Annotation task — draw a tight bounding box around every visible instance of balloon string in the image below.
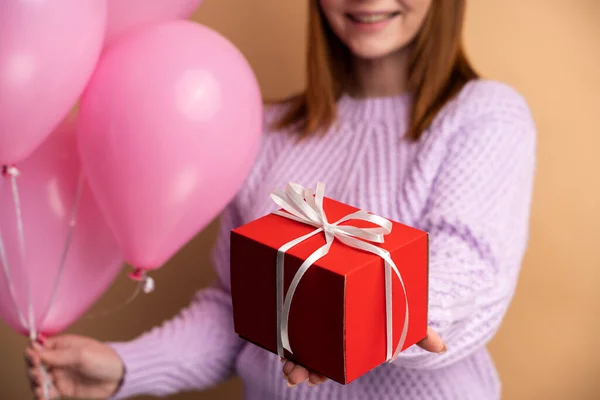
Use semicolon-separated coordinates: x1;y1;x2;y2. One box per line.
2;166;53;400
0;167;28;330
38;172;84;328
5;167;35;334
30;334;52;400
84;277;145;319
35;172;84;400
85;268;155;319
129;268;155;293
7;167;36;336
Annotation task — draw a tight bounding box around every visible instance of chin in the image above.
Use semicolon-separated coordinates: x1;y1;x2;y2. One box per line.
347;43;396;60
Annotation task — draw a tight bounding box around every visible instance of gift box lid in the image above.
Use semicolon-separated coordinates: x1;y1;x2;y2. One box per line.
232;196;427;276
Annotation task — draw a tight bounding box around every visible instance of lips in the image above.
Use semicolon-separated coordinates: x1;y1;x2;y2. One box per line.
346;11;401;24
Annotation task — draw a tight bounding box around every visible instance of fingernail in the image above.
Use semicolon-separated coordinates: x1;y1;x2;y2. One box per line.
286;381;296;388
280;357;285;363
307;381;317;387
438;344;447;354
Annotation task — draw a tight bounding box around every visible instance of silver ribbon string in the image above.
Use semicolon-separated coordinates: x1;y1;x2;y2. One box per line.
270;182;409;363
0;166;84;400
85;268;155;320
0;167;29;331
38;172;84;330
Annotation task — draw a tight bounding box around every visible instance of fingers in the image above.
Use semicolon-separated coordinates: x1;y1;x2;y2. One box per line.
280;328;445;391
25;345;43;391
281;358;327;388
416;326;447;354
287;363;309;387
281;359;295;377
39;348;80;368
28;366;45;387
28;364;57;400
34;382;59;400
308;371;328;387
25;343;60;400
25;346;41;368
42;335;70;350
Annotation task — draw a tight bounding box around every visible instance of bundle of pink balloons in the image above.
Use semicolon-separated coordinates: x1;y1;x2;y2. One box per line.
0;0;262;340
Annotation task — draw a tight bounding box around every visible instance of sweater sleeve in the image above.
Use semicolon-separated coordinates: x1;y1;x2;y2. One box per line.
392;88;536;370
108;201;245;398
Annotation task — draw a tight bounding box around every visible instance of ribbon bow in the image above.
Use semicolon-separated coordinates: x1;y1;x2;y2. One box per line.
269;182;409;362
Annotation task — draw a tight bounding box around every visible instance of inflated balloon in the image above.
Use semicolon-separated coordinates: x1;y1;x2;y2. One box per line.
78;20;263;273
0;0;106;165
0;115;123;337
105;0;203;45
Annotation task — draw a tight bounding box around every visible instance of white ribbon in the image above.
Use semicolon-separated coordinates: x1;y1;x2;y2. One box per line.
270;182;409;363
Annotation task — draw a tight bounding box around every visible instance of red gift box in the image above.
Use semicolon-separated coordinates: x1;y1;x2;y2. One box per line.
230;183;428;384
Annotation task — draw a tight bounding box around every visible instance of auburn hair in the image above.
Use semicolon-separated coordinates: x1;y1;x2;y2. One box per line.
273;0;478;140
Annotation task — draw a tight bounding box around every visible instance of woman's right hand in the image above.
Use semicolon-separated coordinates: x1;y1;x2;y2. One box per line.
25;334;125;400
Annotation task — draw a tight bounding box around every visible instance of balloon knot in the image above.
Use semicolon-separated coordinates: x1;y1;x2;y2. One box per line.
129;268;155;294
2;165;19;178
129;268;144;280
37;333;47;345
28;331;46;345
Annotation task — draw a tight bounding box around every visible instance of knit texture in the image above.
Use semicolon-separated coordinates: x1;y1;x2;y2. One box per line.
109;79;536;400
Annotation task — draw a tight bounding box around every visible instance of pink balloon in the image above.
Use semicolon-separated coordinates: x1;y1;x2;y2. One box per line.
77;21;263;271
105;0;203;44
0;0;107;165
0;115;123;337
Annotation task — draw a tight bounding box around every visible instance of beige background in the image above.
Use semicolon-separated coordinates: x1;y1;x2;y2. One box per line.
1;0;599;399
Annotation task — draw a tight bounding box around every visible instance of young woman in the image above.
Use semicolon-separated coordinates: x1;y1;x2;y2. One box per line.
25;0;536;399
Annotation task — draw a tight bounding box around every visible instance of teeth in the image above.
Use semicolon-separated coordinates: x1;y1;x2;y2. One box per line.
354;14;388;23
351;13;392;24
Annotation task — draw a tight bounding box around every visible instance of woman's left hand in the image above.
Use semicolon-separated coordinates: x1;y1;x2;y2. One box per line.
282;326;446;387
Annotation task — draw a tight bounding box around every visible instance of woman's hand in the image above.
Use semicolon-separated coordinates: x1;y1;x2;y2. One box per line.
24;334;125;400
282;326;446;387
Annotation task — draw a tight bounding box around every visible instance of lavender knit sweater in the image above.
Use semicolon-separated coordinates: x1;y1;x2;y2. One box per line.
109;79;536;400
